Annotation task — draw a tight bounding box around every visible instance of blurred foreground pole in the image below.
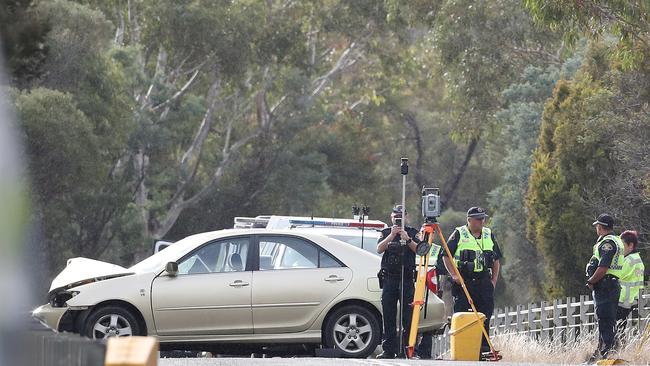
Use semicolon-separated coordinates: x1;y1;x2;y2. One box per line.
0;43;32;366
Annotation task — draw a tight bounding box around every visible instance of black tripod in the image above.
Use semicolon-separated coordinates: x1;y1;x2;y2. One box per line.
352;205;370;250
397;158;408;358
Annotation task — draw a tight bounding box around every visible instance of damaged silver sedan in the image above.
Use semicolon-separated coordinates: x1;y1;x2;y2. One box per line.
33;229;446;358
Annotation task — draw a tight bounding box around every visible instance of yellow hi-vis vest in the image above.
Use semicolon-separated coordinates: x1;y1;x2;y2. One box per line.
591;234;625;278
618;252;645;309
454;225;495;272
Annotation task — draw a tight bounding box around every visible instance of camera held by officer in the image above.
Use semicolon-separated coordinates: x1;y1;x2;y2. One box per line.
376;206;422;285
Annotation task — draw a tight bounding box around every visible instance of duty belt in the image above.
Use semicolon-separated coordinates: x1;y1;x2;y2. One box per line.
384;268;416;278
594;274;619;290
464;271;491;280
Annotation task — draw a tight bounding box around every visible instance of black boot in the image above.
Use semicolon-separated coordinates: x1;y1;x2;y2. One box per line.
584;350;601;364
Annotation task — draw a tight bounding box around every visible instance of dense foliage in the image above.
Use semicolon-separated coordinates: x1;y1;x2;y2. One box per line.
1;0;648;303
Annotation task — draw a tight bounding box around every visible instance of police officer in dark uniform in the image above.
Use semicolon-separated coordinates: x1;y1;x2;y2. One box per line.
586;214;625;362
442;207;502;353
376;205;422;359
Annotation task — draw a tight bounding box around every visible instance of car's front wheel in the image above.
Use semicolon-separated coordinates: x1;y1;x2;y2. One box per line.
323;305;380;358
83;306;143;340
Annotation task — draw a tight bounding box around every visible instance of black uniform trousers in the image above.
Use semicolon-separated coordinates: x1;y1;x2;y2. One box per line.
593;275;621;358
381;272;415;355
614;306;633;350
451;275;494;350
415;331;434;359
615;306;632;333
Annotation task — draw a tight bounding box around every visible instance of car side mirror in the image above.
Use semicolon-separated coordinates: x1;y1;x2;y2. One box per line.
165;261;179;276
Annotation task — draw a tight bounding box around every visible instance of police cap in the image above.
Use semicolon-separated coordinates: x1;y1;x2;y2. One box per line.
392;205;406;216
592;213;614;229
467;206;488;219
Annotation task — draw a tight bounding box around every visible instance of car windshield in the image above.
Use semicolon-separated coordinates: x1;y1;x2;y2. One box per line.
129;235;203;273
327;234;381;256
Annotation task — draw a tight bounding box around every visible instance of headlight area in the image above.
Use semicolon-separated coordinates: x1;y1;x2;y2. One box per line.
42;290;87;333
49;290;80;308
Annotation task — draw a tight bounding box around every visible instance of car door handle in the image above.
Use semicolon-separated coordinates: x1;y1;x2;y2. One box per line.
324;275;345;282
229;280;250;287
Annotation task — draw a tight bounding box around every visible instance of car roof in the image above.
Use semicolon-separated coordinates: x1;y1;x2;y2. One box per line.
130;228;379;273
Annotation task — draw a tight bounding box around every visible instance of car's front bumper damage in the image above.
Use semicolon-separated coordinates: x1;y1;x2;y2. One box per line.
32;304;68;332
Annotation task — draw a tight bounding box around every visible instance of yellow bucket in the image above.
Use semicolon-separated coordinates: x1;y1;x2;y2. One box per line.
449;312;486;361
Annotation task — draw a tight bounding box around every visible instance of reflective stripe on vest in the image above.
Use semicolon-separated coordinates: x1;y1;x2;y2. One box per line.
591;234;625;278
619;252;645;308
454;225;495;272
430;244;442;261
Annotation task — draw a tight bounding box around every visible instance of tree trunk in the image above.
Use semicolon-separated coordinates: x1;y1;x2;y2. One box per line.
133;148;150;242
404;112;425;192
114;5;125;44
127;0;141;44
443;137;479;208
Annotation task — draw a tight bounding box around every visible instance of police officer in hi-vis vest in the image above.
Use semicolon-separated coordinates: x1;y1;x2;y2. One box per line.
586;214;625;361
442;207;502;352
616;230;645;334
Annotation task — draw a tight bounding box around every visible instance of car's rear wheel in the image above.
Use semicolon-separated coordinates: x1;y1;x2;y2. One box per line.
324;305;380;358
83;306;142;340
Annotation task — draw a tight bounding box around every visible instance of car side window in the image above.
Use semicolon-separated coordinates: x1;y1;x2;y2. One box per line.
178;237;249;275
258;236;342;270
259;236;317;270
319;251;342;268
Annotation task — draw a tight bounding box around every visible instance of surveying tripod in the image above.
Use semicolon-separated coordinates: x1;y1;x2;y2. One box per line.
406;217;502;361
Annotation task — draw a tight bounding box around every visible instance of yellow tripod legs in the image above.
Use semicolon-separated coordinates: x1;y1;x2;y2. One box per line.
406;225;436;358
406;223;501;361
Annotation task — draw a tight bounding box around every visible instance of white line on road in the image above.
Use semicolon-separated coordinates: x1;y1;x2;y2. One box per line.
349;358;411;366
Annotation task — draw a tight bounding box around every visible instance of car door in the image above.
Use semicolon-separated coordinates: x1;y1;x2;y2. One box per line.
252;235;352;333
151;236;253;335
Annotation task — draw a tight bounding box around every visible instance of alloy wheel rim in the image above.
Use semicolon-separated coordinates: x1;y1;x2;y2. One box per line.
332;313;373;353
92;314;133;339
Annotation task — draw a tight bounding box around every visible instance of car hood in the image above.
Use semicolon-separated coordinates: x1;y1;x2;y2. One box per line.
49;257;133;293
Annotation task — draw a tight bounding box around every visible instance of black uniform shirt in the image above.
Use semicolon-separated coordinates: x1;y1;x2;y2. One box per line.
596;236;617;268
378;226;420;274
446;228;503;261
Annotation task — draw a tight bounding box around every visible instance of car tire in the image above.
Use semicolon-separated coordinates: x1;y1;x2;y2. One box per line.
83;305;143;340
323;305;380;358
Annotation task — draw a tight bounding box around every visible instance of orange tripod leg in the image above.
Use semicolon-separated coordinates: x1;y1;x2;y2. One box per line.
406;226;435;358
